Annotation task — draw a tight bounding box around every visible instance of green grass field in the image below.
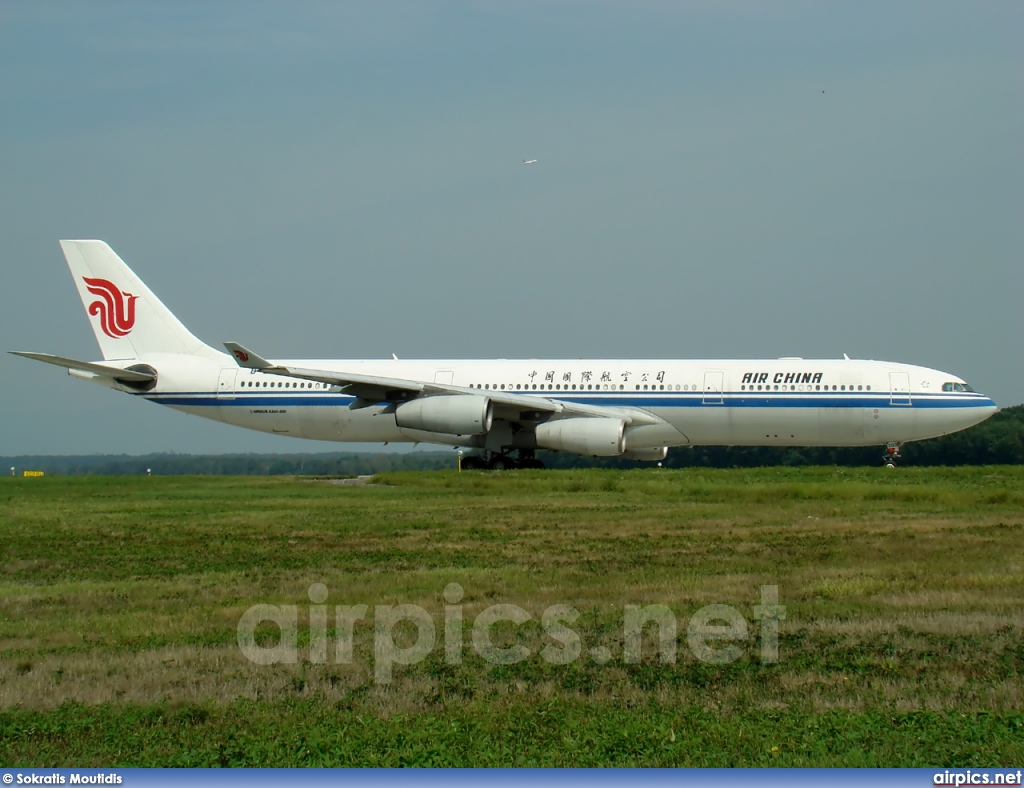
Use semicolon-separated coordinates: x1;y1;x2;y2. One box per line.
1;467;1022;766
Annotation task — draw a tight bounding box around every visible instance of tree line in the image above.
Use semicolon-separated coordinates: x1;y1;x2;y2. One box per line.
5;404;1021;476
2;450;456;477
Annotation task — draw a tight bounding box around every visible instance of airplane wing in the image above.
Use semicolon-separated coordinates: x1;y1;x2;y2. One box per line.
224;342;661;425
225;342;425;405
9;351;156;383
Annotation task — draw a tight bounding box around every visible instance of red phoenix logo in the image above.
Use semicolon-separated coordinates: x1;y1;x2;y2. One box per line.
233;350;250;362
84;278;137;338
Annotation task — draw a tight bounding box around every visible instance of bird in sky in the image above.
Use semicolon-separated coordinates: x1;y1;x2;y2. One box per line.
523;159;537;165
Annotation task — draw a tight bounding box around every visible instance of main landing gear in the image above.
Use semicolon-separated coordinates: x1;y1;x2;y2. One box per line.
461;450;546;471
882;442;902;469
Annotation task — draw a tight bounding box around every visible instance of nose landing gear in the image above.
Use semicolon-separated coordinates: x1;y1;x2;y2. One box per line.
882;442;902;468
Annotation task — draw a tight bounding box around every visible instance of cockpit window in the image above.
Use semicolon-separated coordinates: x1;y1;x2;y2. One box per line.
942;382;975;393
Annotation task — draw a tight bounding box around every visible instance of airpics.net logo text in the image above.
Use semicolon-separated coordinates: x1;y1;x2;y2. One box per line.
934;771;1023;786
236;584;785;683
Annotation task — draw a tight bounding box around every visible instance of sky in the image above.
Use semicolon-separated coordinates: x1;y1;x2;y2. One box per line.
1;1;1021;456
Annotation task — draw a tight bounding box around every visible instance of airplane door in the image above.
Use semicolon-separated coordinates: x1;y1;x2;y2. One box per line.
702;371;724;405
217;368;237;400
889;372;912;406
434;370;455;385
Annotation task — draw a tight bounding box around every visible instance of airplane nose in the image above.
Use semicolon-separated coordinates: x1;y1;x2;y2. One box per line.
974;396;998;423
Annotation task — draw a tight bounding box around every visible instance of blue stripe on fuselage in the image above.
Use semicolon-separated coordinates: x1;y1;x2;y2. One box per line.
140;391;996;410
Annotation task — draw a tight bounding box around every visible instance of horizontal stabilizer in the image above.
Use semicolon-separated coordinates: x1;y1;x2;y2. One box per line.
9;351;156;382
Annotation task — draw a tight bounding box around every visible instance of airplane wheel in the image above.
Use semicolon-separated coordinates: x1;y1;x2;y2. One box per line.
490;456;514;471
461;456;485;470
884;462;896;469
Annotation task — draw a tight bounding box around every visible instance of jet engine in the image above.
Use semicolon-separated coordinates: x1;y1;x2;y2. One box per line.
395;395;493;435
534;418;626;456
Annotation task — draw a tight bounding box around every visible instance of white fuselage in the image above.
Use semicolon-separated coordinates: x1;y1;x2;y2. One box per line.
116;354;996;452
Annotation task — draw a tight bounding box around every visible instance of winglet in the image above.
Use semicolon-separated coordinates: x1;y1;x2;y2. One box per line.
224;342;272;369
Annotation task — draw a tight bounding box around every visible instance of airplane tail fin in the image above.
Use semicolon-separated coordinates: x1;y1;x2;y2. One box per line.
60;240;221;361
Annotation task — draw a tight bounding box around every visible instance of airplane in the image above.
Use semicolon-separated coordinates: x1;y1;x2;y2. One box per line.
11;240;997;470
523;159;537;165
